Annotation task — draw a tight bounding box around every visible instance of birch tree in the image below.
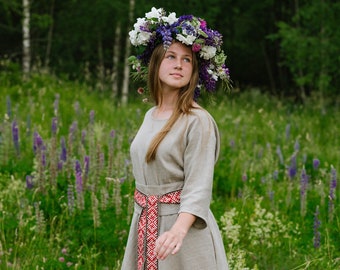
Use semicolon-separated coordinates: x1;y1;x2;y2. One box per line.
22;0;30;79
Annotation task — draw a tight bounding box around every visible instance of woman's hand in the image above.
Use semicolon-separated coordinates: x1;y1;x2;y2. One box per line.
155;212;196;260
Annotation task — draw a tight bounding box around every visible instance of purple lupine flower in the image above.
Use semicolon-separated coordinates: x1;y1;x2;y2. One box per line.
69;121;78;141
288;154;297;179
81;130;87;146
268;191;274;201
12;121;20;155
75;169;83;195
26;175;34;189
273;170;279;180
110;129;116;139
100;153;105;169
285;124;290;140
74;101;80;115
294;140;300;151
313;205;321;248
313;158;320;170
60;137;67;162
41;152;46;167
75;159;82;175
242;173;247;182
328;167;337;221
300;167;309;197
89;110;95;124
229;139;235;148
84;156;90;176
58;161;63;171
67;185;75;214
6;96;11;118
33;132;44;154
75;160;83;195
51;117;58;136
300;167;309;217
276;145;284;165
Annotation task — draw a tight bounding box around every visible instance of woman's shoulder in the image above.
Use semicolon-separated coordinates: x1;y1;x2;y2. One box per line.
187;106;216;125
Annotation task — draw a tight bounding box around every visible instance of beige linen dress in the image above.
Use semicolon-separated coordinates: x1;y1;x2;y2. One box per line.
121;106;229;270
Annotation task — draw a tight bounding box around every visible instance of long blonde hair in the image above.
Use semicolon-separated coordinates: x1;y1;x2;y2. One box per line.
145;43;199;162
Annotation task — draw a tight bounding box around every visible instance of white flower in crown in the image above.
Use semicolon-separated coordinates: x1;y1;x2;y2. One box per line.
145;7;164;21
129;18;152;46
176;31;196;45
164;12;177;24
199;45;217;60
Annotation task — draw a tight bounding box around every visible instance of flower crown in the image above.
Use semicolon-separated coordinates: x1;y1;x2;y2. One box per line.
128;7;232;98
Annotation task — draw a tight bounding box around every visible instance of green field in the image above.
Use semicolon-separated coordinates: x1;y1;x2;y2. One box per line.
0;75;339;269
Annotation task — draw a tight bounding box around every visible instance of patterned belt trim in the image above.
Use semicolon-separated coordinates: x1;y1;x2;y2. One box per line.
134;189;182;270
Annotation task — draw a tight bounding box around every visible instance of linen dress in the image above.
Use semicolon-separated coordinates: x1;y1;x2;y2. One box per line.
121;106;229;270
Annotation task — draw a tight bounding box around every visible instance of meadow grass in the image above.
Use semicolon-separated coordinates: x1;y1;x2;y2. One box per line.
0;74;339;269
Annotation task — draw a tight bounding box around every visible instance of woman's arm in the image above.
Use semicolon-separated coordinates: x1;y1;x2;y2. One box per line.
155;212;196;260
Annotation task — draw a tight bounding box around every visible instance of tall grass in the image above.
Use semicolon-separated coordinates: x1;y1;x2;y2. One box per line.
0;75;339;269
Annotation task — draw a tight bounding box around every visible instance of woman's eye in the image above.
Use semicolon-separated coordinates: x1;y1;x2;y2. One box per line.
184;58;191;63
166;55;175;59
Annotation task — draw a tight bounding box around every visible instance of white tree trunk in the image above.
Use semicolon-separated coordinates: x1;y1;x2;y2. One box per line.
121;0;135;105
112;22;121;98
22;0;31;79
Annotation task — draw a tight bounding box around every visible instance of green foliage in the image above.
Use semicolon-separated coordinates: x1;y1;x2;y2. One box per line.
271;0;340;96
0;75;339;269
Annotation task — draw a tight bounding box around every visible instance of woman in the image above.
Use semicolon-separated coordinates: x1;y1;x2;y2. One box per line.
122;7;231;270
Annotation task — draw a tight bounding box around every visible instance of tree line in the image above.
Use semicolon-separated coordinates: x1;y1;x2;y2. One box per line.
0;0;339;102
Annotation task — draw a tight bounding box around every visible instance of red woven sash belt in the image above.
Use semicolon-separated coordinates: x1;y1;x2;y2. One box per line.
134;189;182;270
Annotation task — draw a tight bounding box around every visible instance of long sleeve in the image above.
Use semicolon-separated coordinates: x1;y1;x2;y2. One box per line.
179;109;220;228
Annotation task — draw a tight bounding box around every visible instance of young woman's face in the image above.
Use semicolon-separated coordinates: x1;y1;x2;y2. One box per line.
158;42;193;92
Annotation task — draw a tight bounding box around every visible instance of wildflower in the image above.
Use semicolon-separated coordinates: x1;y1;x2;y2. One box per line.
242;173;247;182
313;205;321;248
89;110;95;124
60;137;67;162
81;130;87;146
59;257;65;263
328;166;337;222
11;120;20;155
67;184;75;215
285;123;290;140
26;175;34;189
294;139;300;151
288;154;297;179
313;158;320;170
84;156;90;177
74;101;80;115
300;167;308;217
137;87;144;95
51;117;58;136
